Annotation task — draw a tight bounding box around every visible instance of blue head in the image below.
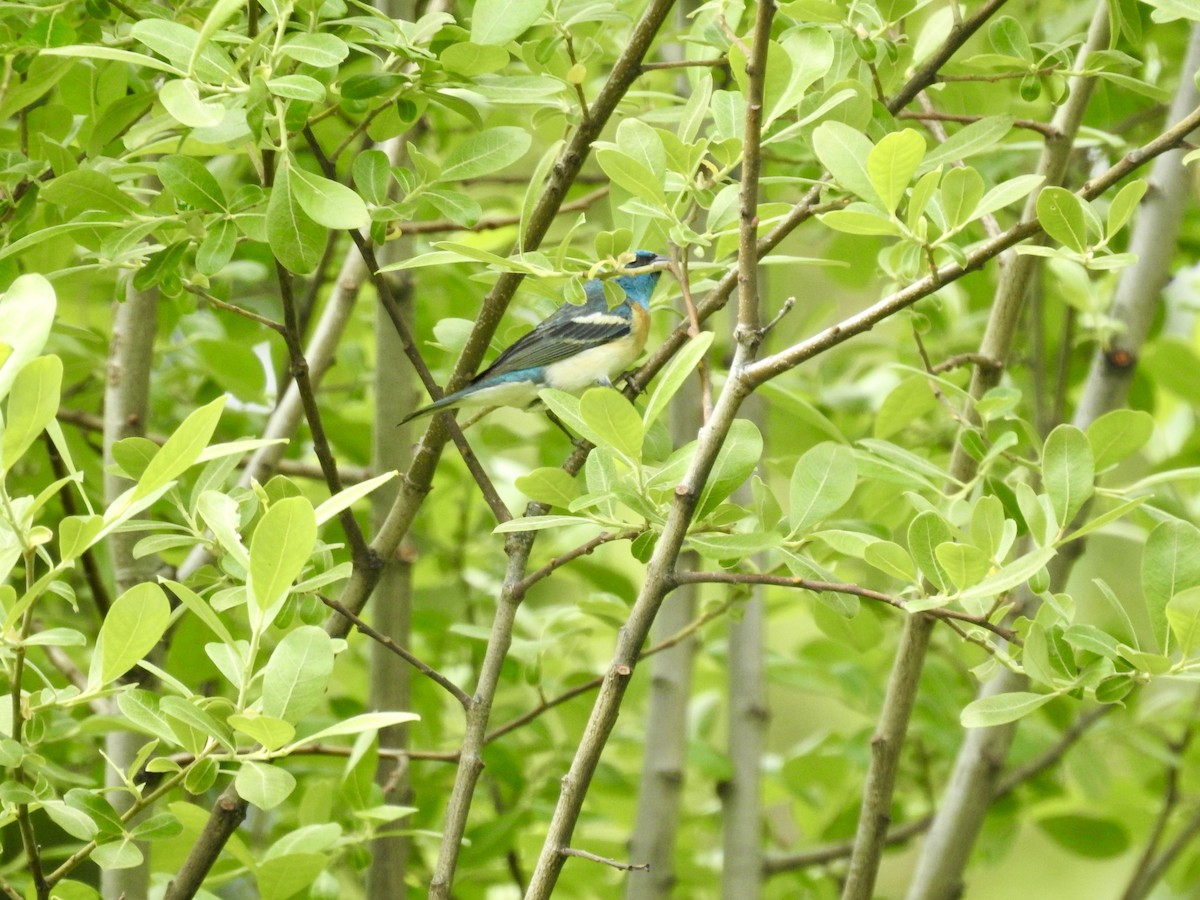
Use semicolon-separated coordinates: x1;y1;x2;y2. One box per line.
614;249;667;308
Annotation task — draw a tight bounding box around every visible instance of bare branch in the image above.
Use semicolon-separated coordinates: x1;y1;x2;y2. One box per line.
319;594;473;709
561;847;649;872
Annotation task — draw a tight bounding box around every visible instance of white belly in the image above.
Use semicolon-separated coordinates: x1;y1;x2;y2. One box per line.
543;336;640;392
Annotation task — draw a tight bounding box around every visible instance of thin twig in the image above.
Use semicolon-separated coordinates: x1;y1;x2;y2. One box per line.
319;594;473;709
931;352;1002;375
42;432;110;618
516;529;643;593
671;571;1020;643
936;65;1061;83
275;261;379;576
900;108;1058;138
561;847;649;872
640;57;729;71
186;285;285;334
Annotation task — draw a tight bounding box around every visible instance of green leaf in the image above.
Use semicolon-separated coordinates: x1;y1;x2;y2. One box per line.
989;16;1033;59
290;711;420;747
939;166;984;230
812;121;882;207
352;150;392;206
185;757;220;794
161;579;235;646
161;696;235;752
257;853;329;900
863;541;916;582
906;170;941;229
953;545;1057;606
969;494;1008;558
1143;521;1200;651
249;497;317;612
920;115;1014;170
908;511;954;592
289;165;370;230
1166;586;1200;657
267;75;327;103
135;396;226;499
93;583;171;686
267;166;326;275
595;148;666;205
23;628;86;647
579;388;643;467
789;442;857;533
1105;179;1147;240
440;127;532;182
280;34;350;67
313;471;398;525
0;275;56;405
687;531;781;560
976;174;1045;219
42;801;98;841
1038;815;1129;859
539;388;597;443
236;761;296;811
130;19;232;82
440;41;510;76
42;45;181;76
867;129;926;213
159;155;227;211
261;626;336;724
1037;187;1089;252
493;514;596;534
960;690;1055;727
1086;408;1153;470
196;491;251;571
116;690;177;744
197;219;237;275
696;419;763;520
3;355;62;473
191;0;243;73
934;542;993;590
159;79;225;128
515;467;580;507
470;0;549;44
92;838;143;871
642;331;714;429
60;515;104;562
819;205;901;236
1042;424;1093;529
44;170;142;217
130;812;184;842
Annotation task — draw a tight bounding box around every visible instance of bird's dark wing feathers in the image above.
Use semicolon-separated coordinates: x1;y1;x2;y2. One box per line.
473;301;632;380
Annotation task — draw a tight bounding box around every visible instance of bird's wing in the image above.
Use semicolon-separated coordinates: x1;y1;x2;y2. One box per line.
473;284;632;381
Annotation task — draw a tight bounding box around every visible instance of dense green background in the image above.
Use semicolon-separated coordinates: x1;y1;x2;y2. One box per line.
3;0;1200;897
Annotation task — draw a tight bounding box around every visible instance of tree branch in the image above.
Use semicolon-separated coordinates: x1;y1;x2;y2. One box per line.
670;572;1020;643
275;260;378;574
319;594;473;709
163;783;248;900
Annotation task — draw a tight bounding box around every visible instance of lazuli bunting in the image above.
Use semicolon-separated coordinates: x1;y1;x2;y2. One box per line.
400;250;668;424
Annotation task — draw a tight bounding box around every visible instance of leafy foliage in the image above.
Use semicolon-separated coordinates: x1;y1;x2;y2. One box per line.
2;0;1200;897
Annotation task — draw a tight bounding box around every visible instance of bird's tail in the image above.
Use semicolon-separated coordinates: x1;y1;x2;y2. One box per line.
398;387;472;426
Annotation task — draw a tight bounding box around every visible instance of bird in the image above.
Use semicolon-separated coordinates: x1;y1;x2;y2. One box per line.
400;250;668;425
